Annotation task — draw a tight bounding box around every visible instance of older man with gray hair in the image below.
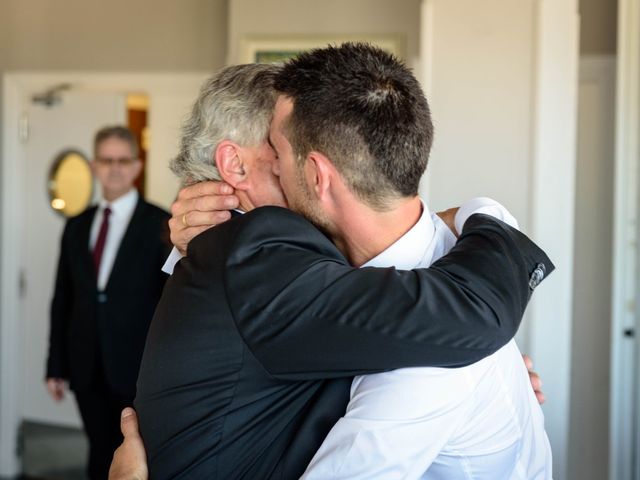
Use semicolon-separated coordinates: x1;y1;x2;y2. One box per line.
171;63;286;210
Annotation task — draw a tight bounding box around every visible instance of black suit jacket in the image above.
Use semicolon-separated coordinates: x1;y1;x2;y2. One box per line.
47;196;171;397
135;206;553;479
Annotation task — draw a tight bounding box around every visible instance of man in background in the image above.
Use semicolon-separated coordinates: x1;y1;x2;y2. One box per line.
46;126;171;480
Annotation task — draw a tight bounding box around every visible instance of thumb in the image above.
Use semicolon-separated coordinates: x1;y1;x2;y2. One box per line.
120;407;140;438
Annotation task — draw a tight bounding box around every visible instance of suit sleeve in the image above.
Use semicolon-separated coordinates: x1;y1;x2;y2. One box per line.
46;223;73;379
223;207;553;379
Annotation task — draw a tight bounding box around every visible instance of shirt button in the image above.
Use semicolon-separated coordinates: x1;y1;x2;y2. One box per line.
97;293;108;303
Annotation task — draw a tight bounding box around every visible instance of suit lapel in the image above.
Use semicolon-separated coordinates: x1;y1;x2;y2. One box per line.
105;198;146;291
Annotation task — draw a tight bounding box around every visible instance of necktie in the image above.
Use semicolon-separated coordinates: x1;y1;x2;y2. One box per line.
92;207;111;278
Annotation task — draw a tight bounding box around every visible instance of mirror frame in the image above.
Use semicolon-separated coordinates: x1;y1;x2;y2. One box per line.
47;148;94;218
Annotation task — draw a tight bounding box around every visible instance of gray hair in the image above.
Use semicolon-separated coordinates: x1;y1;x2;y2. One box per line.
94;125;139;158
171;63;281;183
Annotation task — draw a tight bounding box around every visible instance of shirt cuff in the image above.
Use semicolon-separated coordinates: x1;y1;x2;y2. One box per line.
162;247;184;275
454;197;519;234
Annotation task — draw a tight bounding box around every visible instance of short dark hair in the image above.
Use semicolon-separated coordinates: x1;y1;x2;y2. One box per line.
274;42;433;210
94;125;139;158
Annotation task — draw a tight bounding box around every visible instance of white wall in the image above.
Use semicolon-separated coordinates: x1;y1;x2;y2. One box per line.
420;1;579;478
572;2;618;479
420;1;535;228
610;0;640;477
228;0;421;67
0;0;227;71
568;56;615;480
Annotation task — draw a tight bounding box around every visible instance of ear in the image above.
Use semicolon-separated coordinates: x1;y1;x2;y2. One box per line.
305;151;334;202
214;141;247;189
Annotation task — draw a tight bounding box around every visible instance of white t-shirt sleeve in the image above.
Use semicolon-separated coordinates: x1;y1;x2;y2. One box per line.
161;246;184;275
454;197;519;234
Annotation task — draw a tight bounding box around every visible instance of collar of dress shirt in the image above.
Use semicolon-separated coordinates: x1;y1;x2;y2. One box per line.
361;199;435;270
98;188;138;218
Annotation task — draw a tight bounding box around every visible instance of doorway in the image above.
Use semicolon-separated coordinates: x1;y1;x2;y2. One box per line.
0;72;207;477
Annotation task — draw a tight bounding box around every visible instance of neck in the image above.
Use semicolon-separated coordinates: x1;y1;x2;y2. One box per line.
331;195;422;267
103;188;134;203
236;191;254;213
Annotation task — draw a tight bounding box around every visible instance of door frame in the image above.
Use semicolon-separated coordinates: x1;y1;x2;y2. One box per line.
0;72;208;476
610;0;640;478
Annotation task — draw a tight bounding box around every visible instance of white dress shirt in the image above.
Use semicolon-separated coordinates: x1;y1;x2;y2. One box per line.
89;189;138;291
302;197;552;480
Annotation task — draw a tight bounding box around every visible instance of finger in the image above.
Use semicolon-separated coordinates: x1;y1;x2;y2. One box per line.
172;224;215;245
172;194;239;218
169;213;229;245
171;226;216;255
192;194;239;213
171;226;214;254
176;181;235;202
120;408;140;438
523;354;533;371
169;211;231;242
535;391;546;405
181;210;232;229
528;372;542;391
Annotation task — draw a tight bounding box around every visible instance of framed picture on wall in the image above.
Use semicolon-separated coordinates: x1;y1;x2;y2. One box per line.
239;34;405;64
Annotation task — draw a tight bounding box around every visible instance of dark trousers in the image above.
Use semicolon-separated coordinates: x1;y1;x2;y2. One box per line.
74;364;133;480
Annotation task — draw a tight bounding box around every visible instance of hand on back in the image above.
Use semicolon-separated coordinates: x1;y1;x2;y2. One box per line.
109;408;148;480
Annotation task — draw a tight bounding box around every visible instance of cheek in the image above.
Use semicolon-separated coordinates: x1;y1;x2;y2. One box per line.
281;176;298;201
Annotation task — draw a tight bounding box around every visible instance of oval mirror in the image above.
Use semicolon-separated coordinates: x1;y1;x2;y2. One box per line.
48;150;94;217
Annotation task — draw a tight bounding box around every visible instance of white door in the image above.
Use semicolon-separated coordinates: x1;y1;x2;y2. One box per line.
22;90;126;427
610;0;640;478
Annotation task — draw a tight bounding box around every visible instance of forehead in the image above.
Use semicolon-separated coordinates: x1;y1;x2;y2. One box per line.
96;136;134;155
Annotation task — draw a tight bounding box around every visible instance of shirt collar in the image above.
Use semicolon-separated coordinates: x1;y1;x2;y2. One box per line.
99;188;138;217
362;199;435;270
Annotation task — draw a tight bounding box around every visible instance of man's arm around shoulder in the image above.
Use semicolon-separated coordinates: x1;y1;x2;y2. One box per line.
220;206;553;378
